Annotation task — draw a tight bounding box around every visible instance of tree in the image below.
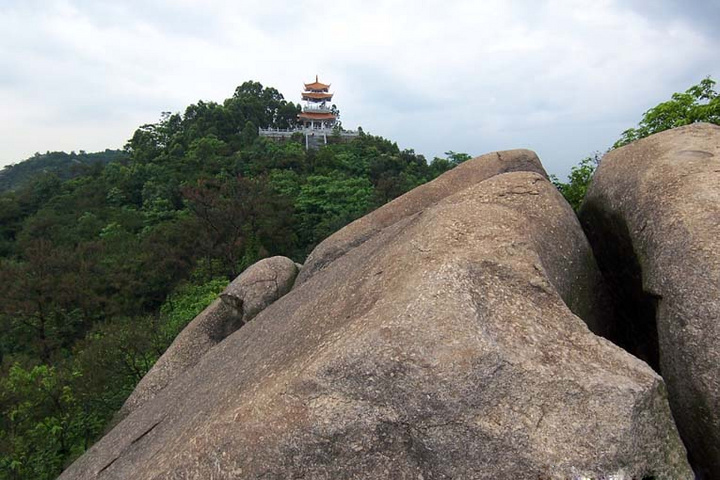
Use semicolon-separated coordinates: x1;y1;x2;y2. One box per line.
0;363;84;480
444;151;472;165
225;81;300;130
554;77;719;210
615;76;720;148
182;175;295;277
550;154;600;211
240;121;258;147
0;240;79;362
295;172;374;249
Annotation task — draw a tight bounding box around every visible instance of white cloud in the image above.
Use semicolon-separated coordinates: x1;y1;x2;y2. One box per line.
0;0;718;177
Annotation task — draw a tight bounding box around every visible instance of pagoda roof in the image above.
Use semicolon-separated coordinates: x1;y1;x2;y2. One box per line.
302;92;334;100
298;111;337;120
304;75;331;91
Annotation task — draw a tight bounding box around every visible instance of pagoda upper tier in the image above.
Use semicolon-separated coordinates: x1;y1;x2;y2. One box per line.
304;75;331;92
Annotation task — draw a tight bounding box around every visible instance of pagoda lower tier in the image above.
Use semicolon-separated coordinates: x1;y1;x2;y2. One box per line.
298;111;337;121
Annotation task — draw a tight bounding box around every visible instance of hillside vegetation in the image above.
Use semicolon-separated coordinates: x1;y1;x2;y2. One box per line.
0;81;460;479
0;150;127;194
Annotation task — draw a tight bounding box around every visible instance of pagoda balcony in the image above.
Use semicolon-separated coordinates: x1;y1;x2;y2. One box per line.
259;125;360;150
302;106;332;113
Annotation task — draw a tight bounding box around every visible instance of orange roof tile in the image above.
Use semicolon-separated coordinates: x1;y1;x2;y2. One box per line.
302;92;334;100
298;112;337;120
304;75;331;91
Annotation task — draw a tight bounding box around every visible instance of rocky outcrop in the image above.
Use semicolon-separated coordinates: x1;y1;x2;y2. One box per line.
296;148;548;285
297;149;612;337
220;255;299;324
117;256;298;419
580;123;720;478
61;158;691;479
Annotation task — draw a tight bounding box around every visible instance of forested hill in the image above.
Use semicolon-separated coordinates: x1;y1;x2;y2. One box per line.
0;149;127;193
0;81;463;479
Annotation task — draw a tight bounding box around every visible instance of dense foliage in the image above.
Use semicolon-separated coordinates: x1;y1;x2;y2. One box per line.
551;154;600;211
614;76;720;148
553;77;719;210
0;81;459;479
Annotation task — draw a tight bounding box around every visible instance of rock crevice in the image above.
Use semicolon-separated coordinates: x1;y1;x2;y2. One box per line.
580;123;720;478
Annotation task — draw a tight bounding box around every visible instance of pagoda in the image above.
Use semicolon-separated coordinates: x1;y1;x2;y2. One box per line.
298;75;337;132
258;75;358;149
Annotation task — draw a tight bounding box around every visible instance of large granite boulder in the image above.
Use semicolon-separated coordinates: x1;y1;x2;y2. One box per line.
296;148;548;285
580;123;720;478
61;163;691;479
117;256;298;419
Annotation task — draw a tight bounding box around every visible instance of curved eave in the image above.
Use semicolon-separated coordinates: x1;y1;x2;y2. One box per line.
304;82;331;91
298;112;337;121
302;92;334;100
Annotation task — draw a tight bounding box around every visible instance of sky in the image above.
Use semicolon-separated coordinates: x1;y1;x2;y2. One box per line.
1;0;718;178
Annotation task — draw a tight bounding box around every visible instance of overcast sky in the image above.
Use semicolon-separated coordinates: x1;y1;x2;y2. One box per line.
1;0;718;178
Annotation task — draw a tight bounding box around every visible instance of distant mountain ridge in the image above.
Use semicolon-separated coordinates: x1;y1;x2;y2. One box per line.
0;149;127;193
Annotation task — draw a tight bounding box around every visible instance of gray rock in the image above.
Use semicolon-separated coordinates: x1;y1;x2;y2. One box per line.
61;165;691;479
296;148;548;286
114;299;236;421
116;256;298;419
580;123;720;478
220;255;299;324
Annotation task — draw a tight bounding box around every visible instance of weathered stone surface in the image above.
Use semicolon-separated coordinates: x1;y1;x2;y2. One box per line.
117;256;298;419
220;255;299;324
61;169;691;479
296;148;548;285
580;123;720;478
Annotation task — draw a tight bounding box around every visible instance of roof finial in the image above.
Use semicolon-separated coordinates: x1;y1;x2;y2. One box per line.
316;74;319;83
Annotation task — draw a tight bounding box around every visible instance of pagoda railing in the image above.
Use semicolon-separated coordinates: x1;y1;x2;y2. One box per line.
301;106;333;113
259;127;359;136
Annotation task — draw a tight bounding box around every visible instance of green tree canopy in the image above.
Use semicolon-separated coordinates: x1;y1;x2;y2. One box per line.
554;76;719;210
614;76;720;148
550;155;599;211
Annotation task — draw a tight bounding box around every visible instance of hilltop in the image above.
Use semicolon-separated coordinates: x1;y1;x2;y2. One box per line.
0;150;127;193
0;81;461;480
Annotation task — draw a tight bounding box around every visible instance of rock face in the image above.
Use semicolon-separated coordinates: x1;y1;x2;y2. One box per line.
296;148;548;285
580;123;720;478
117;256;298;419
61;156;691;479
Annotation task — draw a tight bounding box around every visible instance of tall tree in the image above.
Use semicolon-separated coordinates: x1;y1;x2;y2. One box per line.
615;76;720;148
